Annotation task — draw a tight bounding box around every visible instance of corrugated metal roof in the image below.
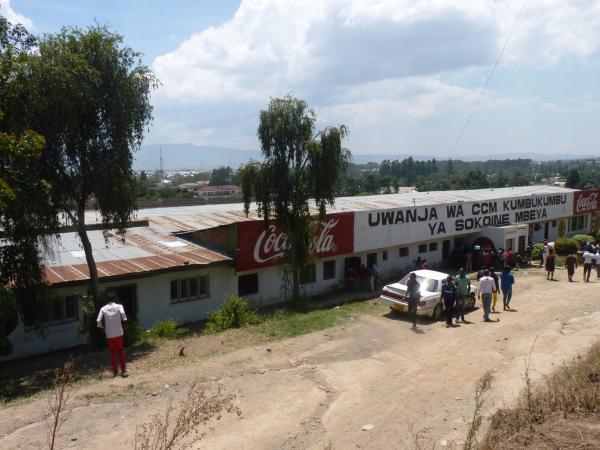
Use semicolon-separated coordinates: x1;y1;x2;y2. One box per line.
83;185;575;234
43;226;232;285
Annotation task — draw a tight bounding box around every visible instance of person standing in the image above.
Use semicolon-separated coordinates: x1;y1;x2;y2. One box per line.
441;275;458;328
499;266;515;310
525;243;533;267
368;263;379;292
455;268;471;324
489;267;500;313
477;269;496;322
466;250;473;272
582;248;594;282
406;272;421;329
539;240;549;267
97;294;128;377
595;250;600;279
565;253;578;282
545;247;556;280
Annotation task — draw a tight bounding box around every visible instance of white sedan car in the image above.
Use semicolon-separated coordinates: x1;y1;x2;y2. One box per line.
380;269;477;321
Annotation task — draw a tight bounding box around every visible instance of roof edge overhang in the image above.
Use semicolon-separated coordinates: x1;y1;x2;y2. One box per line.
46;259;234;288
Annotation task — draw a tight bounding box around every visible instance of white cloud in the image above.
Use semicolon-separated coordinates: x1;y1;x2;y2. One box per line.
150;0;600;154
0;0;33;29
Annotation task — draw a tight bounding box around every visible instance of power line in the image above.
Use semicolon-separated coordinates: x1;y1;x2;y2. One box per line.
449;0;528;157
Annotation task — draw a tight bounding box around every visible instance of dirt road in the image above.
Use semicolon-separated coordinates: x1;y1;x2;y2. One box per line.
2;268;600;449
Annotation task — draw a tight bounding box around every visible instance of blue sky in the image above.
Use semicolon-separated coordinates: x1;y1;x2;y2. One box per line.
2;0;600;158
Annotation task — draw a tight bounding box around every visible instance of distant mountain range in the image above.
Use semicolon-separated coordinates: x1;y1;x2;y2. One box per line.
135;143;598;170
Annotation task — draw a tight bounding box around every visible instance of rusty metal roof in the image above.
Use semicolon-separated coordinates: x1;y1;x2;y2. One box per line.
43;226;232;285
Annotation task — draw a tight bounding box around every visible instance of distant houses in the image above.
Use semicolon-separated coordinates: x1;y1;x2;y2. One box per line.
178;183;241;198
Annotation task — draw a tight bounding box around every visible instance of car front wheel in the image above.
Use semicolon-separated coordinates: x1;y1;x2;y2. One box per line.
467;293;476;310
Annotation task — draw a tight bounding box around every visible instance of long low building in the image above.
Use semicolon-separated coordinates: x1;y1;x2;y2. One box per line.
3;185;599;360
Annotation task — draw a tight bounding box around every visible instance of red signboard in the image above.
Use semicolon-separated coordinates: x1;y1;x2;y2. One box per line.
236;212;354;272
573;189;600;215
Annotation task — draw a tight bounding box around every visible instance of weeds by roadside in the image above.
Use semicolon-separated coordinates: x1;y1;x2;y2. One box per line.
46;357;76;450
463;370;494;450
133;381;241;450
480;340;600;449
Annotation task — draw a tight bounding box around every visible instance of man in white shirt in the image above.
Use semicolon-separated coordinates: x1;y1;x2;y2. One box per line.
582;250;594;282
594;251;600;279
477;269;497;322
97;294;128;377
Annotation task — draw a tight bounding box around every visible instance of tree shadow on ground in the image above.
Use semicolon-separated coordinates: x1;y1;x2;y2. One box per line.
0;341;156;403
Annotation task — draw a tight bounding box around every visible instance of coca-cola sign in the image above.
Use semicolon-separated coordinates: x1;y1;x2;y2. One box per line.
573;190;600;215
236;212;354;271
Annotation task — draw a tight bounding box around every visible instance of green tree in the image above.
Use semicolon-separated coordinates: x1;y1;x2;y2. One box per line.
566;169;581;188
12;25;156;309
0;16;59;336
240;96;348;302
209;166;234;185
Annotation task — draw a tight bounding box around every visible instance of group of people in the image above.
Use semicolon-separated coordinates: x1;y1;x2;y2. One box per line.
540;239;600;282
405;265;515;329
345;263;381;292
452;242;530;272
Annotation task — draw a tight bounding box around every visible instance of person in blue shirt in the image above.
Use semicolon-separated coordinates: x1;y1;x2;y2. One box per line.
498;266;515;311
441;275;458;328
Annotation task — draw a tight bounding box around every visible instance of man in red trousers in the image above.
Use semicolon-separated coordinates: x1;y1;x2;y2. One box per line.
96;294;128;377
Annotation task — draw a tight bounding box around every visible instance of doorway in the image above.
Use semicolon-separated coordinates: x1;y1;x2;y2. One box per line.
366;253;377;268
108;284;138;320
544;222;549;240
442;240;451;260
518;235;526;254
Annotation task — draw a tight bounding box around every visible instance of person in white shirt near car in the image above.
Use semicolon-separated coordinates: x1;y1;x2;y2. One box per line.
477;269;497;322
582;249;594;282
97;294;128;377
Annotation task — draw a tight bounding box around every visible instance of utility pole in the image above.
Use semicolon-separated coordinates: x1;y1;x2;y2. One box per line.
159;147;164;176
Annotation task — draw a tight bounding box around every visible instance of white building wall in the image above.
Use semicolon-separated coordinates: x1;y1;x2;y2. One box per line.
135;266;236;328
1;285;88;362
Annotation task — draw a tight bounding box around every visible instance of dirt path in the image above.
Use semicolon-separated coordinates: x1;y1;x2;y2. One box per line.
2;268;600;449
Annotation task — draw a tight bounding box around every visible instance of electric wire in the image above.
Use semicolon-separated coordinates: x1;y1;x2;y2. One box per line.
448;0;528;157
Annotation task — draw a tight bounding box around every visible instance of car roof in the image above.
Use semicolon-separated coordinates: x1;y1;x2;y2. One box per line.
409;269;449;280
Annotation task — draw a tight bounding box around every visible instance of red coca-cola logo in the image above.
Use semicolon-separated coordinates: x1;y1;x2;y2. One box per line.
574;190;600;214
237;213;354;271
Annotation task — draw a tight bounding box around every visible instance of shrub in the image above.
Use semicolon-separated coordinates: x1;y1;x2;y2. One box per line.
147;318;188;340
124;321;146;347
531;243;544;261
553;238;578;256
204;296;260;334
572;234;594;249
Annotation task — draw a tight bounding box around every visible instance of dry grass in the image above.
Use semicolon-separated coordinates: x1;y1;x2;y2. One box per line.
45;357;76;450
133;381;241;450
464;370;494;450
480;341;600;449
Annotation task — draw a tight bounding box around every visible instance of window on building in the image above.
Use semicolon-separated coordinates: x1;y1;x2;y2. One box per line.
382;250;388;261
570;215;588;232
399;247;409;257
238;273;258;296
39;295;79;326
300;264;316;284
552;220;557;228
171;275;210;303
418;244;427;253
429;242;438;252
323;260;336;280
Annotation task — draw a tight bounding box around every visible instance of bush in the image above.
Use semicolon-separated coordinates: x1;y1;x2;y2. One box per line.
147;318;188;339
531;243;544;261
553;238;579;256
572;234;594;249
204;296;260;334
124;321;146;347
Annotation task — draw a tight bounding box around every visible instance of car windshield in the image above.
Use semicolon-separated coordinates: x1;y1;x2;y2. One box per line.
398;274;439;293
